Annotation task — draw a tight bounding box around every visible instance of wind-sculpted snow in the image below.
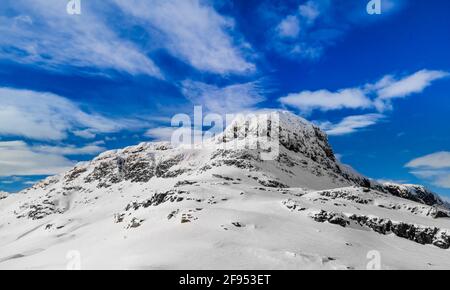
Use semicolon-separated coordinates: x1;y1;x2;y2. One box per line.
0;110;449;269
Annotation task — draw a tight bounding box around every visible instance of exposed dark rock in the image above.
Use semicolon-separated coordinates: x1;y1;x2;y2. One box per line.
114;213;125;223
310;210;348;227
381;183;444;207
212;174;234;181
257;179;287;188
65;167;87;182
124;190;188;211
17;203;64;220
127;218;144;229
319;189;372;204
309;210;450;250
155;154;185;178
429;208;450;219
167;210;179;220
174;180;198;187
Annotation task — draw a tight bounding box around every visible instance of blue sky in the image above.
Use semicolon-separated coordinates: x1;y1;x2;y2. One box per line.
0;0;449;199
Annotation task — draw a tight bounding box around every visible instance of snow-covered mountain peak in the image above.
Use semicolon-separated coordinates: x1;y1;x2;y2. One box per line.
217;110;337;166
2;111;450;269
218;110;321;141
16;110;370;199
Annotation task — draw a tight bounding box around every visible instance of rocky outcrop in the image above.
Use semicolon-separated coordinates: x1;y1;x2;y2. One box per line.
0;191;8;200
309;210;450;249
309;210;349;227
381;183;445;207
217;111;339;170
124;190;188;211
16;203;65;220
318;188;372;205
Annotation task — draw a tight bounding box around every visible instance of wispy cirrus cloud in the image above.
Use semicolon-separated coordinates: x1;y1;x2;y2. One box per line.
181;80;266;114
0;87;146;141
279;88;372;113
406;152;450;169
406;152;450;189
371;70;449;111
280;70;448;114
0;0;162;77
0;141;74;177
0;140;107;177
0;0;256;77
317;114;384;136
32;143;106;156
112;0;255;75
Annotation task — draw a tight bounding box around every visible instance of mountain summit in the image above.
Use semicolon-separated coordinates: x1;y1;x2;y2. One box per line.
0;111;449;269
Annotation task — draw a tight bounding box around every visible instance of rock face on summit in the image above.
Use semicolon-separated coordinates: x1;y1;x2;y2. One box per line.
381;183;446;207
0;110;449;270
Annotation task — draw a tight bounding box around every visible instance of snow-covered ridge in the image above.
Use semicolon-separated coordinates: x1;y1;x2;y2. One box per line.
20;111;370;194
381;183;446;208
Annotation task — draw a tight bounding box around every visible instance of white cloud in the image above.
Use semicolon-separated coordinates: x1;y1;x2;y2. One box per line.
318;114;384;136
112;0;254;75
277;15;300;39
406;152;450;189
0;87;143;141
375;70;449;100
406;152;450;170
279;88;372;112
299;1;320;24
280;70;449;113
0;0;161;77
182;80;265;114
272;0;324;58
278;69;448;137
0;141;74;176
145;127;177;141
145;126;203;147
268;0;405;60
410;170;450;189
73;129;97;139
32;144;106;156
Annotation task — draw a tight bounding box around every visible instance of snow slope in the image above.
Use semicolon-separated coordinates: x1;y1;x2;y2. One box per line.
0;111;449;270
